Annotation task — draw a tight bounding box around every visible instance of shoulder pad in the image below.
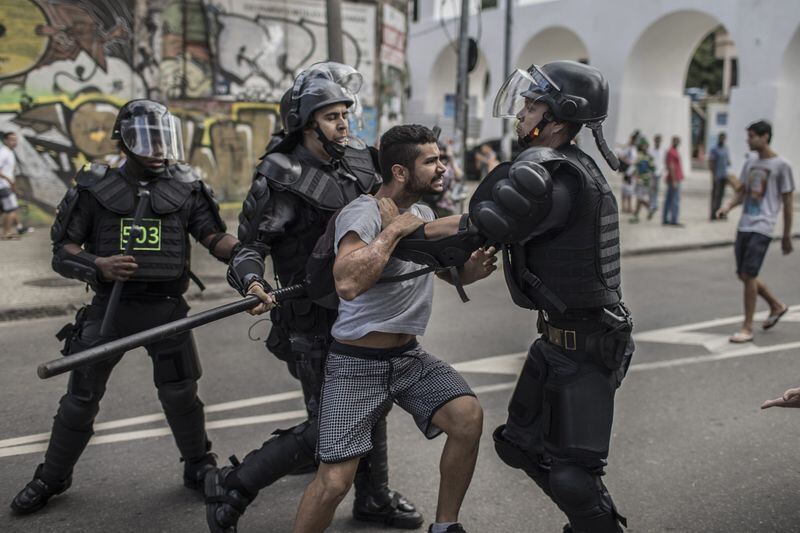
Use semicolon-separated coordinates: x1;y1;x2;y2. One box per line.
85;166;134;214
257;153;302;187
168;163;200;183
50;187;81;243
516;147;568;166
238;175;272;244
343;146;382;193
199;180;226;232
75;163;109;189
151;176;195;214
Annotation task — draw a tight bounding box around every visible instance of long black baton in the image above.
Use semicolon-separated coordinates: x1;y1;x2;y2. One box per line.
38;283;307;380
99;189;150;337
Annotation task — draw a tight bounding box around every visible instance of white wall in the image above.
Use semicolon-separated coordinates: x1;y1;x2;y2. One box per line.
407;0;800;174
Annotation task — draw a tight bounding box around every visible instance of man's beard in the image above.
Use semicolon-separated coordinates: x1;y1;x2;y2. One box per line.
406;170;441;196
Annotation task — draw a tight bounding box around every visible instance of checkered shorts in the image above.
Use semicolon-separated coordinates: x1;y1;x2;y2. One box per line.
317;340;475;464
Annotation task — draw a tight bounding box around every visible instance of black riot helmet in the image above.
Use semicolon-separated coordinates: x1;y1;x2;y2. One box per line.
493;60;619;170
271;62;363;158
111;99;185;162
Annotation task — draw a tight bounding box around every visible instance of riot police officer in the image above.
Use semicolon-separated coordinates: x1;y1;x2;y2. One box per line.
471;61;634;533
11;99;239;515
205;63;422;531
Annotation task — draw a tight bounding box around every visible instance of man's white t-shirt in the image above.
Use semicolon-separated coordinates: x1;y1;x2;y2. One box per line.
0;144;16;190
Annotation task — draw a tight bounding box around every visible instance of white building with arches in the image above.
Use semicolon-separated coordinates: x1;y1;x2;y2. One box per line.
407;0;800;173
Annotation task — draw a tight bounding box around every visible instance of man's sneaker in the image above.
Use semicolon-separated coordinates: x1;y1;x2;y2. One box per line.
184;452;217;492
427;523;467;533
204;466;253;533
10;464;72;515
353;489;424;529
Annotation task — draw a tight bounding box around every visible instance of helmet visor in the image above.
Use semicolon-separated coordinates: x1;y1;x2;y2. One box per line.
291;62;362;127
120;113;185;161
493;69;538;119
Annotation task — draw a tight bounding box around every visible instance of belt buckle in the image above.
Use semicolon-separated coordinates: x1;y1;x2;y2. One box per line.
564;330;577;350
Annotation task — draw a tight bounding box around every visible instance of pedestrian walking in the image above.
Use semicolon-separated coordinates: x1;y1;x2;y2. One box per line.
708;132;731;220
663;135;684;226
629;137;654;223
0;131;26;239
290;124;494;533
488;60;634;533
10;99;239;515
716;120;794;343
648;133;666;219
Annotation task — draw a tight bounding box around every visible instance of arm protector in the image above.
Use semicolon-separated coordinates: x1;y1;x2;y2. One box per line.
52;246;101;286
393;214;486;269
227;174;289;295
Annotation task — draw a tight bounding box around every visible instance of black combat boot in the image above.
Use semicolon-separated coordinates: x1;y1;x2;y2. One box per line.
184;451;218;491
204;465;255;533
10;464;72;515
352;418;424;529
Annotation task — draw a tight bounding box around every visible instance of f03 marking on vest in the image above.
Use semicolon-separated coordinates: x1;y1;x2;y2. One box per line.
120;218;161;251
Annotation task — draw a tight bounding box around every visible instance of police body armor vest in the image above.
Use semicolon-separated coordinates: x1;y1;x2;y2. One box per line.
256;146;382;287
78;164;196;283
505;145;621;314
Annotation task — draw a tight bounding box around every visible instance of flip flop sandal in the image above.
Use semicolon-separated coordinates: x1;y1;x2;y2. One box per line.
763;306;789;330
729;332;754;343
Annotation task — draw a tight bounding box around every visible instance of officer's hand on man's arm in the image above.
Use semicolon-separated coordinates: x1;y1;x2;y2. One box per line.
459;246;498;284
246;281;277;316
95;255;138;282
761;387;800;409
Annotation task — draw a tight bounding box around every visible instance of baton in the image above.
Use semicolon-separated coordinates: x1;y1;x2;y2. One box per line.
99;189;151;337
38;283;307;380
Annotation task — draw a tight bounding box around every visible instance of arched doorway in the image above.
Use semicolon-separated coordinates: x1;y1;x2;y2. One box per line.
424;43;490;143
515;26;589;68
617;10;737;170
773;25;800;164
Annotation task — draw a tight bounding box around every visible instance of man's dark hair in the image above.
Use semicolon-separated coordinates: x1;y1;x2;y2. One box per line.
379;124;438;183
1;131;14;140
747;120;772;143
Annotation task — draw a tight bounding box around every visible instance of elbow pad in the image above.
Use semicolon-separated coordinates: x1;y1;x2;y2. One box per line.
468;160;553;244
52;247;101;286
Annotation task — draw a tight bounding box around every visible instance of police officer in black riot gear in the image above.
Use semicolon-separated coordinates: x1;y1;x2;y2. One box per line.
474;61;634;533
11;99;240;516
206;63;423;532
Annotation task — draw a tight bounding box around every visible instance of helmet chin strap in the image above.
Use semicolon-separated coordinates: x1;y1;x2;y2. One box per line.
518;114;552;149
314;125;346;161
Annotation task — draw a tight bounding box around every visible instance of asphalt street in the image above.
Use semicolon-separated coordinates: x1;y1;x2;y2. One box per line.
1;245;800;533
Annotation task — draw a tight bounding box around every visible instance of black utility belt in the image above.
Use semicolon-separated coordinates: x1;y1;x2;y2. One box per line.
539;306;633;371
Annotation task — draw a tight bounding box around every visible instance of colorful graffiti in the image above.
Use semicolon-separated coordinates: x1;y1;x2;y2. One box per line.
0;0;386;210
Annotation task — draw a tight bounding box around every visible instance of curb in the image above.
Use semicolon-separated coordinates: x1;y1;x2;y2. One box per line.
0;285;236;323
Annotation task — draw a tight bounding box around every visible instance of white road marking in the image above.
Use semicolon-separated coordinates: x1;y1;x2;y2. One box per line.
0;390;304;449
2;308;799;459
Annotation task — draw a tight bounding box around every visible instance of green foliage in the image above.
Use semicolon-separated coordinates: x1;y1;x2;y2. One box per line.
686;32;723;95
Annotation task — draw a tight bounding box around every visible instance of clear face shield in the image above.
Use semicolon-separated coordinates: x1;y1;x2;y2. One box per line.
292;61;365;141
120;111;185;162
492;66;561;118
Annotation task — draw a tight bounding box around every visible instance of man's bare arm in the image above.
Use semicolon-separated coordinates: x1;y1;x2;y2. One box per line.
333;213;423;301
781;191;793;254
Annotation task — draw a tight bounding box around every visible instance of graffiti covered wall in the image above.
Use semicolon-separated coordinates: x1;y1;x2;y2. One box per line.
0;0;384;210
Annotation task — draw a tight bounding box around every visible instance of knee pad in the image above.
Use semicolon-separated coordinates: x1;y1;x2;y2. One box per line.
549;463;625;533
152;334;202;386
493;425;552;496
157;379;201;414
57;394;100;430
543;366;616;458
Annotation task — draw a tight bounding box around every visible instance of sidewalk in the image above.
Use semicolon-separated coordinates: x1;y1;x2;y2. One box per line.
1;169;797;321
